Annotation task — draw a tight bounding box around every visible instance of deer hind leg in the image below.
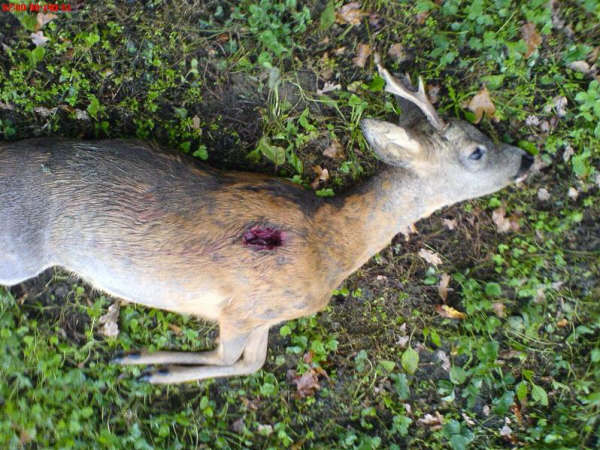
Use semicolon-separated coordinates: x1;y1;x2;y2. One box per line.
114;324;270;384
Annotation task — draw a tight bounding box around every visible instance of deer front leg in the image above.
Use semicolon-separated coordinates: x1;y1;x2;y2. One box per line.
114;324;270;384
114;322;250;367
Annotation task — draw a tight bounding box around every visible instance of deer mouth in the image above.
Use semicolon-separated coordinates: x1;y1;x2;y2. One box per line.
514;153;534;182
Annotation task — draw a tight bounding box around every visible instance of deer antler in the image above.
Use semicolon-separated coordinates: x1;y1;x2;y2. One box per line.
374;53;447;131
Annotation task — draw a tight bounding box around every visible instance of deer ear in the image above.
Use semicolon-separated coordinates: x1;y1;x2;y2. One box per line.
361;119;424;167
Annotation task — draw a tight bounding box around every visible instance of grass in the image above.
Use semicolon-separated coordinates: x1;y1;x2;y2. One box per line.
1;0;599;448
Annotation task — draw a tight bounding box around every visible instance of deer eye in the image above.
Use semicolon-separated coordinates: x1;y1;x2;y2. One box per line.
469;146;486;160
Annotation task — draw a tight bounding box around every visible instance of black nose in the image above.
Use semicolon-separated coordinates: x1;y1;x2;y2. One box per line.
516;153;534;178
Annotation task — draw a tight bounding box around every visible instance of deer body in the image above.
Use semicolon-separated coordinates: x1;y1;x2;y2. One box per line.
0;140;444;321
0;61;533;383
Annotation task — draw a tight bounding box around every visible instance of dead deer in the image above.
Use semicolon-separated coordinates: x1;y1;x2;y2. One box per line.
0;57;533;383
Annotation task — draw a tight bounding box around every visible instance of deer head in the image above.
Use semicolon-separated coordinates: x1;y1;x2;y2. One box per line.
361;55;533;206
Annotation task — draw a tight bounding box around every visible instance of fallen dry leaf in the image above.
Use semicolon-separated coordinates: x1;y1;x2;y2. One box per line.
415;12;430;25
550;0;569;34
537;187;550;201
291;369;321;397
369;13;383;28
302;350;315;364
36;12;57;30
568;187;579;200
388;43;407;63
462;413;476;427
418;248;442;266
30;31;49;47
418;411;444;430
320;52;333;80
500;424;513;437
589;46;600;63
544;95;568;118
492;302;506;318
442;218;457;230
98;303;120;337
500;349;522;360
396;323;409;347
291;440;307;450
521;22;542;57
535;287;546;304
436;304;466;320
511;403;523;425
34;106;57;117
216;33;229;44
231;418;245;433
562;145;574;162
336;2;366;25
168;323;182;335
492;207;520;233
399;223;418;241
568;60;591;74
311;165;329;189
427;84;441;104
396;335;409;348
526;115;540;127
240;397;259;410
323;139;344;159
352;43;371;68
257;424;273;435
317;81;342;95
191;115;201;130
468;85;496;123
75;109;90;120
436;350;451;372
438;273;450;302
321;67;333;81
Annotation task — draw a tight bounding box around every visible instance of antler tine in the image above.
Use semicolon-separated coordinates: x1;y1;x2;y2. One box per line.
374;53;447;131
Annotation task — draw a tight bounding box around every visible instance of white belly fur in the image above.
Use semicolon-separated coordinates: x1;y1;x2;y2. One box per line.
71;266;226;322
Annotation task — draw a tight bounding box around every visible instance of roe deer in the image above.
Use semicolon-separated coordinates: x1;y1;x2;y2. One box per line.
0;57;533;383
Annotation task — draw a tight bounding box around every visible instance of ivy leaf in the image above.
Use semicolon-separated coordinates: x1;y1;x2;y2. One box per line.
378;360;396;373
391;373;410;400
516;381;528;402
192;145;208;160
320;0;335;30
449;366;468;385
256;137;285;166
401;347;419;375
87;94;101;120
531;384;549;406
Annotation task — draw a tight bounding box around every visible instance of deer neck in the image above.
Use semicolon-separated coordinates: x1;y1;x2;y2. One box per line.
315;168;445;283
